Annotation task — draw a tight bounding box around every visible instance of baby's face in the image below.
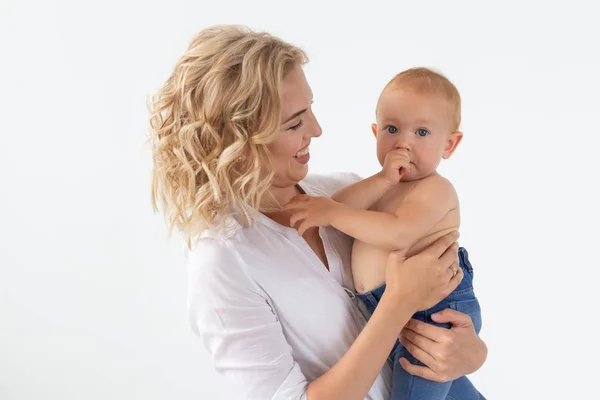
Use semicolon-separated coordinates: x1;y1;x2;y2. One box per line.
375;89;461;181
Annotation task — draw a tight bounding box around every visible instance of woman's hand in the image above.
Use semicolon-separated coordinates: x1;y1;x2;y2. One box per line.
398;309;487;382
384;231;462;313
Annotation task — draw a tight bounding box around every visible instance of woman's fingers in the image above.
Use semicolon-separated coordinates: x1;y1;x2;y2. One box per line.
398;358;445;383
445;259;459;280
398;335;437;369
447;266;463;291
424;231;459;260
430;308;473;328
404;318;448;343
440;242;459;267
399;330;437;361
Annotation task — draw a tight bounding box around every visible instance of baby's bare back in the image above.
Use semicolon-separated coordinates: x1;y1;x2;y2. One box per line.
351;176;460;294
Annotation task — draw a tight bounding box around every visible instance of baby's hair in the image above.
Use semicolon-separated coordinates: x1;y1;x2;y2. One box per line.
381;67;461;131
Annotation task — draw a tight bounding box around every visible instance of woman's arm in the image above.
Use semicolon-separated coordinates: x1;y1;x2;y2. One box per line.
190;233;461;400
307;289;414;400
307;232;462;400
189;240;311;399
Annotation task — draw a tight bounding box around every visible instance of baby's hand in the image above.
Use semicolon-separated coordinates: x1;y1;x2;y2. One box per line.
283;195;338;235
380;148;411;185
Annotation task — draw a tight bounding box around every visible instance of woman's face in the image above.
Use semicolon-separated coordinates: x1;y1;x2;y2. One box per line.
267;65;322;189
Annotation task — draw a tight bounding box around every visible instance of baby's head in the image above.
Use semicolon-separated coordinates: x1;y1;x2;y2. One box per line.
373;67;463;181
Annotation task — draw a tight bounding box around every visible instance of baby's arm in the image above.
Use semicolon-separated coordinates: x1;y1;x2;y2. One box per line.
331;172;394;210
286;175;457;252
332;148;412;210
335;176;456;250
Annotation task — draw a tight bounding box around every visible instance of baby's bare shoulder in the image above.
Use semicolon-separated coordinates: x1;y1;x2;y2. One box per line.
407;174;458;204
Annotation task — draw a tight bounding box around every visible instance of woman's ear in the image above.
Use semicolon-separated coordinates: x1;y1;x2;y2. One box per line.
442;131;463;159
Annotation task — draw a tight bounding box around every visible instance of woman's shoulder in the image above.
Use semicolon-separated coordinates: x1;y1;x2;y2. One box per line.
187;227;270;290
187;236;250;291
301;171;362;197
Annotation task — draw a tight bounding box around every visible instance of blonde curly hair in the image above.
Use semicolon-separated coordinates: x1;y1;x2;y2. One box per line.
149;25;307;243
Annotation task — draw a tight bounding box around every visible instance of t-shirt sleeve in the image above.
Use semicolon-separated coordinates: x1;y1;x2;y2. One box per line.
187;238;309;400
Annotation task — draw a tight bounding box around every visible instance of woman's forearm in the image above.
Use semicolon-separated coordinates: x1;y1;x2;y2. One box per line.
306;292;414;400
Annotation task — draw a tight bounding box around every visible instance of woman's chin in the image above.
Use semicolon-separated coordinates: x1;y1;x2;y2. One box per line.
272;164;309;188
293;164;309;182
289;162;309;184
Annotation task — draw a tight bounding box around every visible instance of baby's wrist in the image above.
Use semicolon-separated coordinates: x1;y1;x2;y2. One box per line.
375;170;396;187
328;202;349;226
327;203;342;223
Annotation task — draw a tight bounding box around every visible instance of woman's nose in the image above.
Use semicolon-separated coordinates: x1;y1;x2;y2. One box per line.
307;111;322;138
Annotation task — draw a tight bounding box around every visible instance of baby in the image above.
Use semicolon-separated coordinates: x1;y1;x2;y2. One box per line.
285;68;484;400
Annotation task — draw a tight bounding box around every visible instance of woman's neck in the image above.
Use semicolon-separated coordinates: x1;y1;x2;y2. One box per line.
260;183;303;228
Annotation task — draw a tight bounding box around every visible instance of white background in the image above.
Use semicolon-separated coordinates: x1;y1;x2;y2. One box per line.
1;1;599;399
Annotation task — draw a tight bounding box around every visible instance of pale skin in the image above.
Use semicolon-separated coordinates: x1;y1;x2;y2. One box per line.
263;66;486;400
285;88;465;293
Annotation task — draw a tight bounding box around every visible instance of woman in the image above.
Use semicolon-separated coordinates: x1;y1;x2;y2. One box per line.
150;25;486;400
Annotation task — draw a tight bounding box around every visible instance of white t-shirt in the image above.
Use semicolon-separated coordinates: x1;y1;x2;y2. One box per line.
187;172;392;400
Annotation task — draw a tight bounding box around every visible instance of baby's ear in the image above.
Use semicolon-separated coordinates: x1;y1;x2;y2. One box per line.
371;123;378;137
443;131;463;159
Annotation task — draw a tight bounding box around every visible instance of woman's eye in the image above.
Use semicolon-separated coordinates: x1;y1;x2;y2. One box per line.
289;119;304;131
416;128;429;137
386;126;398;134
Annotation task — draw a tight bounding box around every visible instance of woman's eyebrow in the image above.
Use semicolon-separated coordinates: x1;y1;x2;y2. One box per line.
282;108;307;124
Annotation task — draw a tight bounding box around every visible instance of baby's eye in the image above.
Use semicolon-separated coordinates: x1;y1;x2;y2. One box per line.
386;126;398;134
416;128;430;137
